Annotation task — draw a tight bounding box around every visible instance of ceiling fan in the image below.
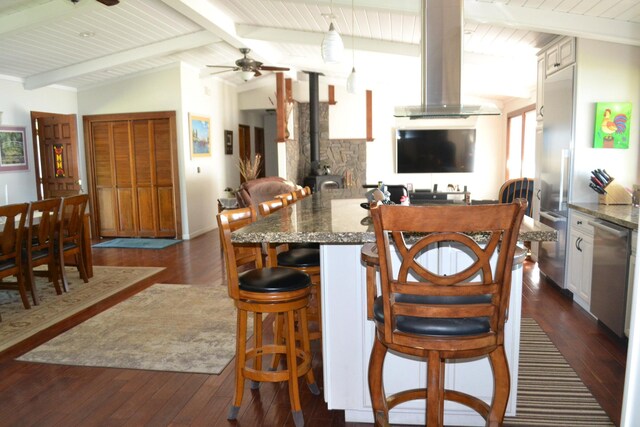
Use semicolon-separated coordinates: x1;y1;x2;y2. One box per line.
70;0;119;5
207;48;290;81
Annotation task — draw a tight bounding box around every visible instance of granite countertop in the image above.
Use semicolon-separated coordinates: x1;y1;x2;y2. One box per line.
232;188;557;244
568;202;639;230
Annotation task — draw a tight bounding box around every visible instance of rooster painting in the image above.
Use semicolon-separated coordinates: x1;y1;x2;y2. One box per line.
594;102;632;148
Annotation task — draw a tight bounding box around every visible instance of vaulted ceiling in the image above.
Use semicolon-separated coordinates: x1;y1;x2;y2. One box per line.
1;0;639;100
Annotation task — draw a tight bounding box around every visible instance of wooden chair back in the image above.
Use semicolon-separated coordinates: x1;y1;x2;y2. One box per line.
258;198;287;217
217;206;263;300
274;192;295;205
0;203;30;308
59;195;88;248
293;187;311;200
26;198;62;297
0;203;28;267
499;177;534;216
370;200;527;350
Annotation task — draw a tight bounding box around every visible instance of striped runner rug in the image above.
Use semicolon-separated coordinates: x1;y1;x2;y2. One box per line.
505;318;614;426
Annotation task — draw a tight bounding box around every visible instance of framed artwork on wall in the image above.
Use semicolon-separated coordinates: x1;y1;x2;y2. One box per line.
0;126;28;172
189;114;211;157
224;130;233;155
593;102;632;149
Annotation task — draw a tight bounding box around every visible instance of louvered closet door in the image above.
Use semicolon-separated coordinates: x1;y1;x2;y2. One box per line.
93;121;136;236
132;119;175;237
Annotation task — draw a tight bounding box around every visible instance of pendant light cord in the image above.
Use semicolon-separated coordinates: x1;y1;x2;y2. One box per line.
351;0;355;67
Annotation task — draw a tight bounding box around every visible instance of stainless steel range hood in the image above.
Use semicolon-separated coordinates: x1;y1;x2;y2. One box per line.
394;0;500;119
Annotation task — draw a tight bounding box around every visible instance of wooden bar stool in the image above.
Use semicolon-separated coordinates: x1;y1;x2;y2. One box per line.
217;206;319;427
258;199;322;344
368;200;526;426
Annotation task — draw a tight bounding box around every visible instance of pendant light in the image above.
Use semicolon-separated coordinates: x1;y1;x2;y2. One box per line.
346;0;357;93
321;0;343;63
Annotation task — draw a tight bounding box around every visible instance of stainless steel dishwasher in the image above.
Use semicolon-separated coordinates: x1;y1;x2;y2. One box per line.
590;219;631;337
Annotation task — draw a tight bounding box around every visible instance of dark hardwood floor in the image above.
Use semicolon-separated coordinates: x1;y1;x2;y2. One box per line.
0;232;628;426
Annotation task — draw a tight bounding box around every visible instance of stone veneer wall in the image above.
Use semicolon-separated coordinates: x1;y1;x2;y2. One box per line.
296;102;366;188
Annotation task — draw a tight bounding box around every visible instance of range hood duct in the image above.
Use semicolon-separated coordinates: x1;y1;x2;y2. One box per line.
394;0;500;119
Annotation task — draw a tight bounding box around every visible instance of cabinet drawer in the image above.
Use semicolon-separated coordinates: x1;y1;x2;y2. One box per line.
570;210;594;236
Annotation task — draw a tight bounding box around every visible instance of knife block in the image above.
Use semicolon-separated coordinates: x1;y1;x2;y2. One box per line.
598;180;632;205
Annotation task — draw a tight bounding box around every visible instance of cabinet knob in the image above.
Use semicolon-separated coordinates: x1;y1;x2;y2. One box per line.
554;62;560;67
577;220;582;225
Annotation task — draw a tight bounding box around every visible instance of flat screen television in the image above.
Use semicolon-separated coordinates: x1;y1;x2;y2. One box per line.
396;128;476;173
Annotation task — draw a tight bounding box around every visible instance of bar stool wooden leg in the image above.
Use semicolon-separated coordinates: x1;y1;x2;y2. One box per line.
270;313;284;370
368;337;389;427
298;307;320;395
426;351;445;426
488;346;510;426
285;309;304;427
228;308;248;420
251;312;263;389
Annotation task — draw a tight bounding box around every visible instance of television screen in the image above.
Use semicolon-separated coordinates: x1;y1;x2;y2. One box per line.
396;128;476;173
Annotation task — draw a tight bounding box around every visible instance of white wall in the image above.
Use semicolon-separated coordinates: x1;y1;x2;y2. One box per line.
0;77;78;204
78;63;240;238
571;39;640;203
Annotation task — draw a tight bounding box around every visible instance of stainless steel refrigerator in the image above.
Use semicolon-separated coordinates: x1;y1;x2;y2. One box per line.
538;65;575;289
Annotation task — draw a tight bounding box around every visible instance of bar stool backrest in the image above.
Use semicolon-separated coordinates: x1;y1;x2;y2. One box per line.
217;206;263;300
371;200;527;349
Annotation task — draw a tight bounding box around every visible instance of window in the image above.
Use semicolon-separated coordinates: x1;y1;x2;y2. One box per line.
506;106;536;180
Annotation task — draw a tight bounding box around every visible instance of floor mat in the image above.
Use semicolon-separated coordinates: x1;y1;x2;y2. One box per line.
93;238;181;249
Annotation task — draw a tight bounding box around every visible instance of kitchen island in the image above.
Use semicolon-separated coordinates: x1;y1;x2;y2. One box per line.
232;189;557;425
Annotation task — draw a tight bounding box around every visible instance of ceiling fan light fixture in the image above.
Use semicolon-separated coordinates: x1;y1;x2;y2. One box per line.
240;70;255;81
347;67;357;94
321;22;344;63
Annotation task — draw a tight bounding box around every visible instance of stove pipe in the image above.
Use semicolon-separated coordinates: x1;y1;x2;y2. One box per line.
308;71;320;170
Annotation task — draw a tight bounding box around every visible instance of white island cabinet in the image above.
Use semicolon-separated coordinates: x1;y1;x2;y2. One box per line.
231;190;557;426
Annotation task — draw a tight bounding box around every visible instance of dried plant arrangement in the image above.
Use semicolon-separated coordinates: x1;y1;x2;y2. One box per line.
238;153;262;181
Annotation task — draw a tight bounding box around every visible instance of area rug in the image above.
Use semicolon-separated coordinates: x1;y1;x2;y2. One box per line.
17;283;247;375
505;318;614;426
0;266;164;353
93;238;181;249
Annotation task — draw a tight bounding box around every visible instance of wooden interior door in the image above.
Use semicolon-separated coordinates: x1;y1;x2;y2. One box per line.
238;124;251;183
30;111;81;199
84;112;180;239
254;127;265;178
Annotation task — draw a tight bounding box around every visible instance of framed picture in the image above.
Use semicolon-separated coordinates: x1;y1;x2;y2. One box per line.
593;102;632;149
224;130;233;155
0;126;28;172
189;114;211;157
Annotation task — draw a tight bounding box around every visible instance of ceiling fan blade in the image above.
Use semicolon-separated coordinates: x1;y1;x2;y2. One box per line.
206;65;238;69
254;70;262;77
209;69;235;76
259;66;290;71
96;0;119;5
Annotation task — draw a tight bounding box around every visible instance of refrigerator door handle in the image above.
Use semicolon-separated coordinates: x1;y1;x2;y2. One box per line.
558;149;571;210
588;220;628;238
540;211;565;223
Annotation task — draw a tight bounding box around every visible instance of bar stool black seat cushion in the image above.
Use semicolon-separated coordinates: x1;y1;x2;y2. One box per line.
373;294;491;336
288;242;320;250
239;267;311;293
277;248;320;268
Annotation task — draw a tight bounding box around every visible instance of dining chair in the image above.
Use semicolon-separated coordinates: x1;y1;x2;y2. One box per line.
367;200;526;426
57;194;89;292
499;177;534;217
24;198;63;305
217;206;319;427
0;203;30;309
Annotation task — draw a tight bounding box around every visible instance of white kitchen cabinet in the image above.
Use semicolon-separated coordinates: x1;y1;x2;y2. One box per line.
545;37;575;76
566;210;594;311
536;56;545;121
626;231;637;337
